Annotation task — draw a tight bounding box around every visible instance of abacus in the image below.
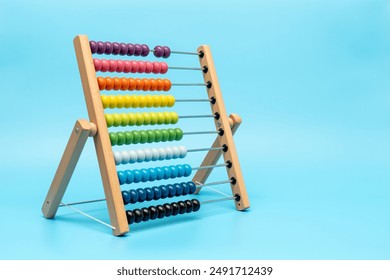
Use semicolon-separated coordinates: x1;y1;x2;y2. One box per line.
42;35;250;236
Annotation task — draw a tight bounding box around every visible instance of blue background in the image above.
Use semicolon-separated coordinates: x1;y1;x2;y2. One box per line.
0;0;389;259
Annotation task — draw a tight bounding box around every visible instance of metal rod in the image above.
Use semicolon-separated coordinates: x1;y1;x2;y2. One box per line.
201;196;235;205
171;51;199;55
172;83;207;87
194;179;232;188
183;130;219;135
192;163;228;171
169;66;203;71
187;147;223;153
175;99;211;102
179;114;215;119
59;198;106;207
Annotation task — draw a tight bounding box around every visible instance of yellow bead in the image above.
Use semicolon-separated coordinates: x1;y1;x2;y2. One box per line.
153;95;162;107
135;112;144;126
116;95;125;108
160;96;168;107
124;95;132;108
143;112;151;125
164;112;172;124
109;95;117;109
138;95;147;108
113;114;122;127
145;95;154;108
101;95;110;109
150;112;158;125
121;113;129;126
132;96;140;108
167;95;175;107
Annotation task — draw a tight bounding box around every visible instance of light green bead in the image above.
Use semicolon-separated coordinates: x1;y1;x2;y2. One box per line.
105;114;114;127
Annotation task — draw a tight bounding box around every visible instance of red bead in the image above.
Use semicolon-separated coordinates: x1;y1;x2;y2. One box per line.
160;62;168;74
116;60;125;72
101;59;109;72
109;60;117;72
145;62;153;73
131;61;139;73
152;62;161;74
93;59;102;71
124;61;132;73
138;61;146;73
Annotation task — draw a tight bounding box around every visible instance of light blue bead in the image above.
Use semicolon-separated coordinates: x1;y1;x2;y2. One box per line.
183;164;192;177
176;165;185;177
140;168;150;182
133;169;142;183
163;166;171;180
117;171;127;185
170;165;178;178
155;167;164;180
125;170;134;184
148;168;157;181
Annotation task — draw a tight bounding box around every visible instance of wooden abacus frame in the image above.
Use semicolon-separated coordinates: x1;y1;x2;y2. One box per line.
42;35;249;236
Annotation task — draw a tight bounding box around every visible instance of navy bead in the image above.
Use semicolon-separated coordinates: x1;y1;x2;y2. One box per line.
164;203;173;217
192;199;201;212
137;188;146;202
117;171;127;185
149;206;158;220
178;201;187;214
157;205;165;219
122;190;131;205
163;166;171;179
171;202;180;216
145;187;154;201
125;170;134;184
126;210;135;224
152;186;162;200
133;209;143;223
142;208;150;222
133;170;142;183
170;165;178;178
160;185;169;198
167;184;175;197
174;183;183;196
185;200;193;213
188;181;197;194
181;182;189;195
129;189;139;203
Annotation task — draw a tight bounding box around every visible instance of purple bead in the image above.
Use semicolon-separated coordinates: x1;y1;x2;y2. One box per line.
104;42;113;54
162;46;171;58
97;41;106;54
134;44;142;56
141;44;149;57
154;46;164;57
89;41;97;53
112;42;120;55
127;43;135;56
119;43;128;55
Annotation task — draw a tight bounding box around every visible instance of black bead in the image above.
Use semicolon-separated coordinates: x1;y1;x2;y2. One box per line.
133;209;143;223
149;206;158;220
171;202;180;216
178;201;187;214
142;208;150;222
157;205;165;219
185;200;193;213
126;210;135;224
164;203;173;217
192;199;201;212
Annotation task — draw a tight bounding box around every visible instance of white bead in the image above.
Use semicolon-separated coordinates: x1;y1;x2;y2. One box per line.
158;147;167;160
136;150;145;162
165;147;173;159
151;148;160;161
121;151;130;164
179;146;187;158
113;151;122;165
144;148;153;162
129;150;138;163
171;146;181;159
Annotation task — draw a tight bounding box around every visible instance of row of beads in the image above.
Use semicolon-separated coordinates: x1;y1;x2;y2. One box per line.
122;181;197;204
113;146;187;165
117;164;192;185
97;77;171;91
126;199;200;224
109;128;183;146
90;41;172;58
93;59;168;74
105;112;178;128
101;94;175;109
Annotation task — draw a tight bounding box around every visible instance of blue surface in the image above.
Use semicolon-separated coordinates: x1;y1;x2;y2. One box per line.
0;0;390;259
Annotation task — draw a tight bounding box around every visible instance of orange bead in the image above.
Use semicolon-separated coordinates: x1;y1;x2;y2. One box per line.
149;79;157;91
156;79;164;91
142;78;151;91
135;78;144;91
97;77;106;90
105;77;114;90
113;77;122;90
128;78;136;91
163;79;172;91
121;78;129;90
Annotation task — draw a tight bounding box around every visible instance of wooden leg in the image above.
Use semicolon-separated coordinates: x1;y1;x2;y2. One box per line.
192;113;242;194
42;119;96;219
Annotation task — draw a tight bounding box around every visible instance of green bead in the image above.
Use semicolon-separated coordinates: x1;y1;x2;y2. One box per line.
164;112;172;124
157;112;165;125
161;129;169;142
109;132;118;145
168;128;176;141
171;112;179;124
150;112;158;125
147;130;155;143
136;113;144;126
132;131;141;144
117;132;126;145
140;130;148;143
113;114;122;127
128;113;137;126
154;130;162;142
175;128;184;140
125;131;133;145
121;114;129;126
143;113;151;125
105;114;114;127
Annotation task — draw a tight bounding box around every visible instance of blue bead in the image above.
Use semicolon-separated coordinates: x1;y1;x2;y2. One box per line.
181;182;189;195
167;184;175;197
176;165;185;177
137;188;146;202
145;187;154;201
152;186;162;200
133;169;142;183
163;166;171;179
117;171;127;185
140;168;150;182
125;170;134;184
155;167;164;180
183;164;192;177
148;168;157;181
188;181;196;194
174;183;183;196
160;185;168;198
122;190;131;204
129;189;139;203
170;165;178;178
